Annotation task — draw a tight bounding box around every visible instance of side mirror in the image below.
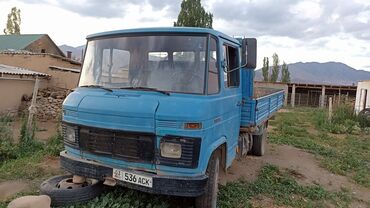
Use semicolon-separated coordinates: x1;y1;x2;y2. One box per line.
241;38;257;69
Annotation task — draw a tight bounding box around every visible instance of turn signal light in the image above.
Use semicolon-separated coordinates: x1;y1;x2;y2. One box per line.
184;122;202;129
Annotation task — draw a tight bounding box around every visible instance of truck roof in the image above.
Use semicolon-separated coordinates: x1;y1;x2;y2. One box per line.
86;27;240;45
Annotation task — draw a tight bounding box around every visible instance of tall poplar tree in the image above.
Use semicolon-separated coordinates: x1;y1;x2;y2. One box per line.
281;62;291;83
3;7;21;35
270;53;280;82
174;0;213;28
262;57;269;81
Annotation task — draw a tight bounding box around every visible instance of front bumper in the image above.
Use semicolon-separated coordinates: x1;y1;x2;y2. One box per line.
60;151;207;197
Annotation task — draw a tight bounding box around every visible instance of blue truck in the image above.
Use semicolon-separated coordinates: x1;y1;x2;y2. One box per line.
41;27;284;207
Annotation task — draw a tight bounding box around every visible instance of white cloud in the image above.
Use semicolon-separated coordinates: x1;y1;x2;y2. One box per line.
0;0;369;71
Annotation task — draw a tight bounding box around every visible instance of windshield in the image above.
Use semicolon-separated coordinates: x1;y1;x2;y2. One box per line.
79;35;208;94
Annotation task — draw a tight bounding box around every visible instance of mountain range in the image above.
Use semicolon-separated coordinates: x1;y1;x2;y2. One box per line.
59;44;85;61
58;45;370;85
254;62;370;85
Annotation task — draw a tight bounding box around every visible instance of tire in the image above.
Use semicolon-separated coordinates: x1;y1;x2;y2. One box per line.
40;175;104;207
252;128;267;156
195;153;220;208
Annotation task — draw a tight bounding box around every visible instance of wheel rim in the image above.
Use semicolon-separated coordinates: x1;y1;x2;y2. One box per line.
56;177;97;190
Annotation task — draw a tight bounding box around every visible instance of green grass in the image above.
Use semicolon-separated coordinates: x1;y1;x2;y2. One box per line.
54;165;352;208
269;108;370;188
219;165;351;208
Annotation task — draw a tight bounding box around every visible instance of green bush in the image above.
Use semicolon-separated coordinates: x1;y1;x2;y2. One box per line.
0;116;16;161
17;117;43;157
45;131;64;156
313;105;364;134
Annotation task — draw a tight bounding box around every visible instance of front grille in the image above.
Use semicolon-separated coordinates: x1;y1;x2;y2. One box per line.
78;126;155;163
158;136;201;168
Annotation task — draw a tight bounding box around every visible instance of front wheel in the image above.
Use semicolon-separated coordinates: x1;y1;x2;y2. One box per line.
195;153;220;208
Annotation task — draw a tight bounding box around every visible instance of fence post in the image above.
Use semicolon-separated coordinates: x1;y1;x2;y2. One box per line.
291;84;296;107
328;97;333;121
27;76;39;132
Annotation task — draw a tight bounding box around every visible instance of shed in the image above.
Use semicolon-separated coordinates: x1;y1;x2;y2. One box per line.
0;64;50;115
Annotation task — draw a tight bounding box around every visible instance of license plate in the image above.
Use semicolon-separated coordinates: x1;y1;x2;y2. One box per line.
112;169;153;188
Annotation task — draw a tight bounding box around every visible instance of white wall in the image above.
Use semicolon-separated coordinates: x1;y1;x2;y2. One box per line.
355;80;370;114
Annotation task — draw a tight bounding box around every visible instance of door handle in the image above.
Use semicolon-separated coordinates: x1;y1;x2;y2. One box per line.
236;99;246;106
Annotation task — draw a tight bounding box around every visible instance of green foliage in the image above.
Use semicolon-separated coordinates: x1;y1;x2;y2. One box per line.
17;117;43;157
3;7;21;35
313;105;364;134
281;61;290;83
0;116;17;161
270;108;370;188
174;0;213;28
61;188;181;208
262;57;269;81
44;131;64;156
218;165;351;208
270;53;280;82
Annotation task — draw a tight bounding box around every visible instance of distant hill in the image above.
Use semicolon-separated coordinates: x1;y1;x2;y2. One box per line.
255;62;370;85
59;44;85;61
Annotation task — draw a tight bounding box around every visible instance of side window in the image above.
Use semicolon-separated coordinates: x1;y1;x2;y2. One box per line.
223;44;240;87
207;37;219;94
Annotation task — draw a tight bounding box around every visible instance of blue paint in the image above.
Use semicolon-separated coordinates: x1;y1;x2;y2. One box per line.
62;27;284;181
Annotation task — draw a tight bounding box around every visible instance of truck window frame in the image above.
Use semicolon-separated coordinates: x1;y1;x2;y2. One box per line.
206;35;220;95
79;32;214;95
222;43;240;88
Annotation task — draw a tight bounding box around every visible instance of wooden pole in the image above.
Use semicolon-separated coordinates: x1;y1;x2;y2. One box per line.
320;85;326;108
291;84;296;108
338;89;341;105
328;97;333;121
27;76;39;132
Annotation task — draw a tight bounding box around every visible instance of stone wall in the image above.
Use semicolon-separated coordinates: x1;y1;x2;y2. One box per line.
20;88;70;121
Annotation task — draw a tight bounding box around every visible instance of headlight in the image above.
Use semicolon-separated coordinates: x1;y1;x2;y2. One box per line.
160;142;182;159
65;126;76;143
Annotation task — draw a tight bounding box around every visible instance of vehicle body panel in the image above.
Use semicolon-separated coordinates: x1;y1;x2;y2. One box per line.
60;27;284;197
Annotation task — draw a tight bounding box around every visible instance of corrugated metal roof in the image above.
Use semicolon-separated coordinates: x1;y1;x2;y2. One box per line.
49;65;80;73
0;64;50;77
0;50;82;65
0;34;44;50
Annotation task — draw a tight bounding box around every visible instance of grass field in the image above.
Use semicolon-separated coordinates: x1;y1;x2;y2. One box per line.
269;107;370;188
1;107;369;207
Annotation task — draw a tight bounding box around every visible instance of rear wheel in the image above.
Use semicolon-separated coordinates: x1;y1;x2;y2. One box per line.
252;127;267;156
195;152;220;208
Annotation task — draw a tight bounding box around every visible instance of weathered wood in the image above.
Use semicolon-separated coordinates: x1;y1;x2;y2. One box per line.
328;97;333;121
320;85;326;108
291;84;296;107
27;76;39;132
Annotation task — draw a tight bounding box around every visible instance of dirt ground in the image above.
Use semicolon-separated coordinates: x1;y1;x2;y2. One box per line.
220;143;370;207
1;116;369;207
1;142;369;207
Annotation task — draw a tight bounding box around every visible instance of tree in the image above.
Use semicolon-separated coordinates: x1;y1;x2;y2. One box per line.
174;0;213;28
281;61;291;83
262;57;269;81
3;7;21;35
270;53;280;82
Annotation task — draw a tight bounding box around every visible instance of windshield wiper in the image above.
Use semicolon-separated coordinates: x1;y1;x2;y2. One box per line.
79;85;113;92
119;87;170;96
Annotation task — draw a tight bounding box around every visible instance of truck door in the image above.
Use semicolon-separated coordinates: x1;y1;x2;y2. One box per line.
221;41;242;156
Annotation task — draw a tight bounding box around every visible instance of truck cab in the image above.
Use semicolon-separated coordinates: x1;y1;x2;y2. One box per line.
60;27;284;207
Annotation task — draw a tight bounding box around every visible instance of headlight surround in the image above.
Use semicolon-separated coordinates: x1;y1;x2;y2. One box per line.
160;142;182;159
65;126;76;143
